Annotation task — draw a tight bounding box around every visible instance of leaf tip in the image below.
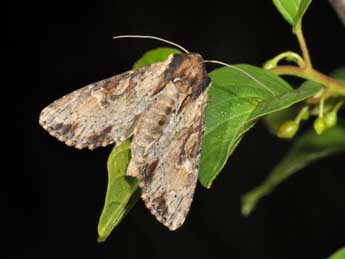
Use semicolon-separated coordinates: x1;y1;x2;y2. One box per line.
241;196;256;217
199;176;214;189
97;235;106;243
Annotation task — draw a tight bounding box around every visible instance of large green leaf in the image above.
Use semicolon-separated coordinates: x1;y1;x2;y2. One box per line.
199;65;321;187
272;0;312;28
241;124;345;216
98;140;140;242
327;247;345;259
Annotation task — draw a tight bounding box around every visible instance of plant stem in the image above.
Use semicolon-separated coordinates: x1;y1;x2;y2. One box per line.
295;22;312;69
333;101;344;112
295;106;309;123
319;97;325;117
271;65;345;96
268;19;345;98
264;51;305;69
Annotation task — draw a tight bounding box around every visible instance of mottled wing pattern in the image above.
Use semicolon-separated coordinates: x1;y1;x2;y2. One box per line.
127;54;211;230
40;52;212;230
39;57;172;150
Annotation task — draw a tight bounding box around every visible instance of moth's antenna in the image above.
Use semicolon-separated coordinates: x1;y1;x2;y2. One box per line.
204;60;234;68
204;60;268;90
113;35;190;54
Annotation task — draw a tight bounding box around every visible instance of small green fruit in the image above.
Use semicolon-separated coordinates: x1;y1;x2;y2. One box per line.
313;117;326;135
324;112;337;128
277;121;299;138
301;110;310;120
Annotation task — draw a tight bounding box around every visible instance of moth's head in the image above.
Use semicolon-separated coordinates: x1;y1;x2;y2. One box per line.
168;53;210;97
167;52;203;64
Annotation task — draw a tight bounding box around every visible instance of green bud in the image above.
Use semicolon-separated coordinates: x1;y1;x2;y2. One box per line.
277;121;299;138
301;110;310;120
324;112;337;128
313;117;326;135
263;59;277;70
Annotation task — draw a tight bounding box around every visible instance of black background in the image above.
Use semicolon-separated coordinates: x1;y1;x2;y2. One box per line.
8;0;345;258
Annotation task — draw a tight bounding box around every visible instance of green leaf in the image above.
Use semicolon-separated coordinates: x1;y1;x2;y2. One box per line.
133;47;181;68
272;0;312;28
98;140;139;242
199;65;321;188
241;123;345;216
327;247;345;259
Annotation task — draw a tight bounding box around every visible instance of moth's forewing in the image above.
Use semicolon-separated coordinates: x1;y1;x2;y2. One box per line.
127;54;211;230
39;57;173;150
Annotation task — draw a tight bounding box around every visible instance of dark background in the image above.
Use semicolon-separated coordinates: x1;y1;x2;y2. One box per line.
8;0;345;258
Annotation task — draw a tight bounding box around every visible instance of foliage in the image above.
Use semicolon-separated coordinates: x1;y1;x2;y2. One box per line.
97;140;139;242
272;0;312;30
327;247;345;259
199;65;320;187
241;123;345;216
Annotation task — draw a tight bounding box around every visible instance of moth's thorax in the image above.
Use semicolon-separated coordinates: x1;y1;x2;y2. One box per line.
167;53;210;98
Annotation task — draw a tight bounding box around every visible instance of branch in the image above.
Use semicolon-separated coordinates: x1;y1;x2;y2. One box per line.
270;65;345;96
295;22;312;69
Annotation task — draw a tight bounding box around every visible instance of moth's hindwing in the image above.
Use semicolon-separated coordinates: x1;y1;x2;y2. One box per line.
39;57;173;150
127;54;211;230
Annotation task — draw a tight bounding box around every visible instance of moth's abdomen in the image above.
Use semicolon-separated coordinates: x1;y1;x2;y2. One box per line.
132;83;180;156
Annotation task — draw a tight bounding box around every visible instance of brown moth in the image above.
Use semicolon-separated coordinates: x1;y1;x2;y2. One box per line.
39;38;211;230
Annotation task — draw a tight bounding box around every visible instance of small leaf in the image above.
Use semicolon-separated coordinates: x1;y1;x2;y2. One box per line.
133;47;181;68
327;247;345;259
272;0;312;28
98;140;140;242
241;123;345;216
199;65;321;188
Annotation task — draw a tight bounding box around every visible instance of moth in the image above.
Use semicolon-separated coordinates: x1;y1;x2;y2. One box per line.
39;36;213;231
